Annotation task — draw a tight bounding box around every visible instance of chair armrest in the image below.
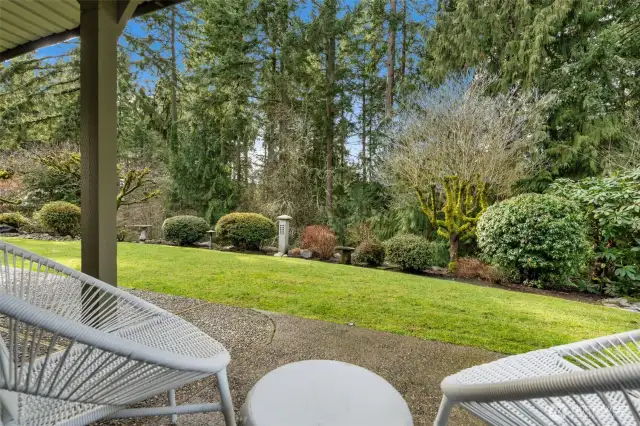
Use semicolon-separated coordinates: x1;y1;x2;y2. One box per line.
552;329;640;357
0;295;230;406
441;362;640;404
1;241;164;332
0;295;229;373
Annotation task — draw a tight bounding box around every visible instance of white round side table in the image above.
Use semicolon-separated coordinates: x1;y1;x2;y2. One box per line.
240;360;413;426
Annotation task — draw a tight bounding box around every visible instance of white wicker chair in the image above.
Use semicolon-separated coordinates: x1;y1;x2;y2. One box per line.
0;241;236;426
435;330;640;425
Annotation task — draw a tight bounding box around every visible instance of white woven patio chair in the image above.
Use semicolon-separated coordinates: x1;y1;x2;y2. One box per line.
435;329;640;425
0;241;236;426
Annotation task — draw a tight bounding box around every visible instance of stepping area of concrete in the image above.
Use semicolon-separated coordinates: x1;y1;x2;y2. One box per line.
99;290;501;426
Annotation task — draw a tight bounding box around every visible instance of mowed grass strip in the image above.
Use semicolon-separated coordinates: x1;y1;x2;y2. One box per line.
6;238;639;354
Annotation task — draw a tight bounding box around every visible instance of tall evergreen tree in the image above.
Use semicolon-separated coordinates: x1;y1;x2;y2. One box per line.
426;0;640;187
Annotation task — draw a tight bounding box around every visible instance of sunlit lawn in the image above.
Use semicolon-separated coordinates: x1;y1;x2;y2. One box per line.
5;237;639;354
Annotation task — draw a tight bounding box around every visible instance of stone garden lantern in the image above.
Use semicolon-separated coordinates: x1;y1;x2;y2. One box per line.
276;215;292;255
207;230;216;249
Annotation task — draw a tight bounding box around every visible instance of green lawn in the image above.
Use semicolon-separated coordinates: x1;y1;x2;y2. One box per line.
5;237;639;354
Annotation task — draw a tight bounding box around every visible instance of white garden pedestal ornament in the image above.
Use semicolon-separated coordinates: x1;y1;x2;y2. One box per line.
134;224;152;243
276;215;292;255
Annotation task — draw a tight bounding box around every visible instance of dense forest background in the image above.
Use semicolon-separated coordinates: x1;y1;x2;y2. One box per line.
1;0;639;243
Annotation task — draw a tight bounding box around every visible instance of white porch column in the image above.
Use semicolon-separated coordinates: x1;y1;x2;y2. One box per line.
78;1;121;286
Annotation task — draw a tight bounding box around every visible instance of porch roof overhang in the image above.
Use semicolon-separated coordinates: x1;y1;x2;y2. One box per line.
0;0;186;63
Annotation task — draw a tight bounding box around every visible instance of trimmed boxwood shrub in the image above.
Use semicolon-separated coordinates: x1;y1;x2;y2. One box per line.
384;234;432;272
0;212;29;230
38;201;81;236
162;215;209;246
215;212;276;250
477;193;591;288
353;239;385;266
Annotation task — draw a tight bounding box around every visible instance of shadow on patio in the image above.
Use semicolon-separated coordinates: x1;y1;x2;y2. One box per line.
98;290;500;426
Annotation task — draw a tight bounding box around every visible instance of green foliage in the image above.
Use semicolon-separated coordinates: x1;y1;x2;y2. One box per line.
38;201;81;236
19;150;159;211
428;239;451;269
170;121;236;224
477;194;591;289
300;225;337;260
331;181;391;245
162;215;209;246
215;212;276;250
353;239;385;266
0;212;29;230
426;0;640;186
383;234;433;272
548;169;640;295
22;151;81;208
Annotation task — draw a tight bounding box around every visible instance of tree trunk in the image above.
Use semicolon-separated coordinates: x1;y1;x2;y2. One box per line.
401;0;407;79
243;137;249;186
235;138;242;194
266;51;277;168
325;11;336;215
170;5;178;151
361;77;367;181
449;233;460;266
385;0;397;118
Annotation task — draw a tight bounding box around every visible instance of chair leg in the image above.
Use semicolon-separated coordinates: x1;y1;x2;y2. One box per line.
217;368;236;426
168;389;178;424
434;396;453;426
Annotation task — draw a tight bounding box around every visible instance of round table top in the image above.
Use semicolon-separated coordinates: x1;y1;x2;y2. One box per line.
240;360;413;426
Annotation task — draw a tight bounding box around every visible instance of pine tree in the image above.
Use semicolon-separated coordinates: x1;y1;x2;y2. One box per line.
426;0;640;186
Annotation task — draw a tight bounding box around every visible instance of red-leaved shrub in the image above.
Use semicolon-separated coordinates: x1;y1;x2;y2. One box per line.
454;257;502;283
300;225;337;260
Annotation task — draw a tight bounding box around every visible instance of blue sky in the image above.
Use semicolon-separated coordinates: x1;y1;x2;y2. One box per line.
32;1;433;161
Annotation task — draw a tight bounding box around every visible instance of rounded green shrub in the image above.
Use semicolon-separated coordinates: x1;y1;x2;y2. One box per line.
383;234;433;271
38;201;81;236
162;215;209;246
353;239;385;266
477;193;591;288
0;212;29;230
215;212;275;250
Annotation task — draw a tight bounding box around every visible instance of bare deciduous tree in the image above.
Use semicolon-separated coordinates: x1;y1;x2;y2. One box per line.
384;78;552;264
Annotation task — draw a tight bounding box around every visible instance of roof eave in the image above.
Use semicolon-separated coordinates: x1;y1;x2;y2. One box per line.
0;0;187;63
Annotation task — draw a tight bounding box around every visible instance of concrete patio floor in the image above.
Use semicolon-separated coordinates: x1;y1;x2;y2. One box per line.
98;290;501;426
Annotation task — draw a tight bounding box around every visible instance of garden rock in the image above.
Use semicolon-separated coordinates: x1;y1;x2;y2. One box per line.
602;298;640;313
607;298;632;307
0;225;17;234
222;245;235;251
262;246;278;254
300;249;313;259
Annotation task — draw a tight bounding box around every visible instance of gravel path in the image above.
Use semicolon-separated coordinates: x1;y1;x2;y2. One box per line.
96;289;500;426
